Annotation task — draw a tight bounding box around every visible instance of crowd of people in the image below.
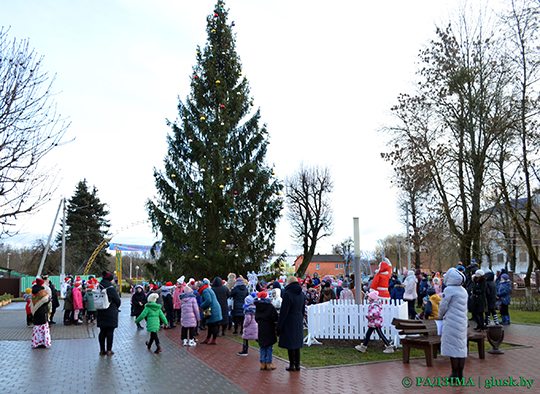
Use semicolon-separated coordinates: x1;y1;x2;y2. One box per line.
25;260;515;376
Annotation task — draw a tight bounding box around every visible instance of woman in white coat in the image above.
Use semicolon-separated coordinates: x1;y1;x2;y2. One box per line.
438;267;468;379
403;271;418;319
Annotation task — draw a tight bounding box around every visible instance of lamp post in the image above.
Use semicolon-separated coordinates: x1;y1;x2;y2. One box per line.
135;266;139;284
7;252;11;269
397;236;402;275
129;255;133;279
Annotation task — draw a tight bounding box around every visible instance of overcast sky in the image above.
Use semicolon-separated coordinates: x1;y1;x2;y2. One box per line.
2;0;493;257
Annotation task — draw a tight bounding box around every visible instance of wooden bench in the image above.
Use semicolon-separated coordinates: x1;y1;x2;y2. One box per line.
392;318;485;367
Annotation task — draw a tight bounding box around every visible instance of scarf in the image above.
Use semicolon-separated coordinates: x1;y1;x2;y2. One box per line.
30;288;49;315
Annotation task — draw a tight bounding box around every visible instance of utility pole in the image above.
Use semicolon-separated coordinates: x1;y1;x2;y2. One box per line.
353;217;361;304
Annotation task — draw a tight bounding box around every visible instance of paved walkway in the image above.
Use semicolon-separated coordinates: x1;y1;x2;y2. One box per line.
1;297;539;394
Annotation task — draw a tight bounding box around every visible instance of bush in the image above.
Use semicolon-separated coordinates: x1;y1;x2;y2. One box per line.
0;293;14;301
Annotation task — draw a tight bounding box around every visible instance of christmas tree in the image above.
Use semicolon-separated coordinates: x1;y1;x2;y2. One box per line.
147;1;283;280
62;180;111;274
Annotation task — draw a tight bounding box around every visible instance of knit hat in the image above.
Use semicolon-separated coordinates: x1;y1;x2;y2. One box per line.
88;284;95;290
257;291;268;299
202;278;210;286
244;294;255;306
501;274;509;280
475;270;485;277
36;278;44;286
342;280;349;288
367;290;379;300
148;293;159;303
102;271;114;280
427;287;436;296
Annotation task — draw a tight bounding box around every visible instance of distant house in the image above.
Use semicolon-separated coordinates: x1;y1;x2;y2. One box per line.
294;254;345;278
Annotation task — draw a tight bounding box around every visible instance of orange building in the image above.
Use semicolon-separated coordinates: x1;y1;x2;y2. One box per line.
294;254;345;278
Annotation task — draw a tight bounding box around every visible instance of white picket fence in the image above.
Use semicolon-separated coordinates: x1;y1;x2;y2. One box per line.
304;298;408;347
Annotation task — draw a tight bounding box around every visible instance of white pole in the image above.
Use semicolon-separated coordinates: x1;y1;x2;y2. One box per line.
7;253;11;269
61;198;66;277
406;202;411;271
353;217;361;304
130;255;132;279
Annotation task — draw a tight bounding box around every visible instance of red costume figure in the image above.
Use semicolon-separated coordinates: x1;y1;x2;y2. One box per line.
370;259;392;299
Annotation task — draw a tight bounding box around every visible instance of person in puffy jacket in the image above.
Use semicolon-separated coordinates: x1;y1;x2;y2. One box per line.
237;293;258;356
485;272;499;325
199;278;223;344
230;277;248;334
132;285;147;329
135;293;168;354
180;285;200;346
354;290;394;354
403;271;418;319
439;267;468;379
211;277;230;336
255;291;279;370
496;273;512;325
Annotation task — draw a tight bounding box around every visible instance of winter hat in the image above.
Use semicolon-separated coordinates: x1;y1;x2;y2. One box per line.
102;271;114;281
244;294;255;306
257;291;268;299
148;293;159;303
342;280;349;288
433;277;440;285
88;284;95;290
183;285;193;293
177;275;185;284
367;290;379;300
35;278;44;286
25;288;32;294
427;287;436;296
337;280;343;287
475;270;485;277
501;274;509;281
202;278;210;286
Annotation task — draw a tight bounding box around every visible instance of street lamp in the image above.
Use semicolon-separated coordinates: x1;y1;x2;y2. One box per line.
7;252;11;269
135;265;139;284
397;236;402;276
129;255;133;279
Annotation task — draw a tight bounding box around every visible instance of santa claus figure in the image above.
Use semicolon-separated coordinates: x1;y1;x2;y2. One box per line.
369;259;392;299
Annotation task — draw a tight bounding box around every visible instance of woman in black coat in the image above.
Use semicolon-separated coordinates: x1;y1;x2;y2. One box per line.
470;270;487;332
276;276;305;371
97;271;122;356
132;285;147;329
212;277;230;336
230;278;248;334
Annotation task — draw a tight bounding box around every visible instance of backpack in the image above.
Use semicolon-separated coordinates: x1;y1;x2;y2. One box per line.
93;285;113;310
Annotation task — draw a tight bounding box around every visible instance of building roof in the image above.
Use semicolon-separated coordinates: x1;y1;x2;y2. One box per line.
296;254;344;263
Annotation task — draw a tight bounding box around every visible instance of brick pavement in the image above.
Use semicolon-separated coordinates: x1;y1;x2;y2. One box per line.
1;298;539;394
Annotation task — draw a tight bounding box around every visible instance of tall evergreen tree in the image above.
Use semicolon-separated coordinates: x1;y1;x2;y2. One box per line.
62;180;110;274
147;1;282;279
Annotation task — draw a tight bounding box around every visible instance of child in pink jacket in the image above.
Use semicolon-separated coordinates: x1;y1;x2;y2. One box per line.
237;293;258;356
180;285;200;346
72;281;83;325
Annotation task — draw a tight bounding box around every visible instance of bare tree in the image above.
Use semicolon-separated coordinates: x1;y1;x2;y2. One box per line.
0;28;69;236
286;164;333;277
495;0;540;309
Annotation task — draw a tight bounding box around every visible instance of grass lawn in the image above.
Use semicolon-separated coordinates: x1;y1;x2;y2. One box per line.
505;310;540;325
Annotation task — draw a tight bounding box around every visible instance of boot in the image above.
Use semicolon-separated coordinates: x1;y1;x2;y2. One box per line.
355;344;367;353
260;362;267;370
266;363;277;370
183;339;188;346
383;345;394;354
145;341;152;350
201;337;211;344
294;349;300;371
449;357;459;379
221;326;226;336
286;349;296;371
237;340;248;356
154;346;162;354
486;315;491;326
137;322;143;330
493;314;500;325
457;357;466;379
501;315;510;325
188;339;197;346
209;338;217;345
